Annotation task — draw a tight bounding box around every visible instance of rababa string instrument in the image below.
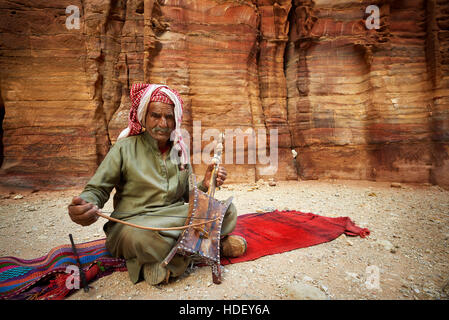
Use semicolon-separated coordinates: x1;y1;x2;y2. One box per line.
161;133;232;284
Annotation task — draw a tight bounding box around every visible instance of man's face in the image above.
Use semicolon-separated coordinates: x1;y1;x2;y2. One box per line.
145;101;175;146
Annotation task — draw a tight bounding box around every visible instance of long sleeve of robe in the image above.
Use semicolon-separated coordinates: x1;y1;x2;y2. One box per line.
79;131;237;284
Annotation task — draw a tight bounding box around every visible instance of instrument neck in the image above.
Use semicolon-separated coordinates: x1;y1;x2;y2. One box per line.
208;134;223;198
208;163;219;198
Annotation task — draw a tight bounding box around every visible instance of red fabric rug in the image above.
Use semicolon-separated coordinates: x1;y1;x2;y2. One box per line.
223;210;370;265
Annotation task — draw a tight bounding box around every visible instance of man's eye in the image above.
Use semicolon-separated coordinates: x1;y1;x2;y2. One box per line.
152;113;161;118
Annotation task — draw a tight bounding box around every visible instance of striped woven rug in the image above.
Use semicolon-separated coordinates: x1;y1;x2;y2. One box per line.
0;239;126;300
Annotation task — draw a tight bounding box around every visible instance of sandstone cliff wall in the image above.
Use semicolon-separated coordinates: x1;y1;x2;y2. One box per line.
0;0;447;189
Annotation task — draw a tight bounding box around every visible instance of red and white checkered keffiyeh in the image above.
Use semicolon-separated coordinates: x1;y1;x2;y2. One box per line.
117;83;189;167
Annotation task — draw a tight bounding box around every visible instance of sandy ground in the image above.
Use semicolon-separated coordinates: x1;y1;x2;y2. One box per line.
0;179;448;300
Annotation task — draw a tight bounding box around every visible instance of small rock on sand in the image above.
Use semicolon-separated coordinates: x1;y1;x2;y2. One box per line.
285;281;329;300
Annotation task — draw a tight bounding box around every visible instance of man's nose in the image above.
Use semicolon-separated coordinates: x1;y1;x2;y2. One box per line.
159;116;168;127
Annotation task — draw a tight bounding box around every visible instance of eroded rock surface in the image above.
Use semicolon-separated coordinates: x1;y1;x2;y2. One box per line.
0;0;447;189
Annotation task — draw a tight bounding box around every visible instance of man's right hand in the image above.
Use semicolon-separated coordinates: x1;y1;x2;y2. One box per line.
68;196;100;226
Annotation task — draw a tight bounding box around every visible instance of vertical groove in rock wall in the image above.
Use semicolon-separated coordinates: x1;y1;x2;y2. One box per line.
108;0;146;143
428;0;449;187
0;0;447;189
256;0;297;181
286;0;318;179
83;0;109;166
0;93;4;169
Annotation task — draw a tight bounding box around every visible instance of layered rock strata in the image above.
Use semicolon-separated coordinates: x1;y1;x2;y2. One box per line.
286;0;448;186
0;0;447;189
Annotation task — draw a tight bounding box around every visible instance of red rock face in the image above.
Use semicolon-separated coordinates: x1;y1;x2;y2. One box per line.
0;0;447;189
286;0;449;187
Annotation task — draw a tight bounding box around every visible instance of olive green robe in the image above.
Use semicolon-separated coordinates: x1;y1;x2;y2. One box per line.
79;131;237;284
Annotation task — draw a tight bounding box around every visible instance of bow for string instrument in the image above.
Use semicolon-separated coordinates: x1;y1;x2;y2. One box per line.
162;133;232;284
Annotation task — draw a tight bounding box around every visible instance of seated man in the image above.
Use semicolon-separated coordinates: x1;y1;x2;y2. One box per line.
67;83;246;285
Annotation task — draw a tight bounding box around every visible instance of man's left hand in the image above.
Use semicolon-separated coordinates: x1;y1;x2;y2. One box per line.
203;163;227;190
